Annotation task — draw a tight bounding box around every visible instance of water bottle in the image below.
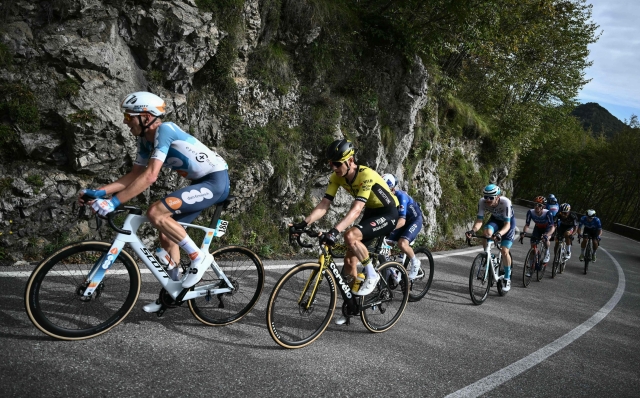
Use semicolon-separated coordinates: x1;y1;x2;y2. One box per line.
156;248;180;281
352;273;366;293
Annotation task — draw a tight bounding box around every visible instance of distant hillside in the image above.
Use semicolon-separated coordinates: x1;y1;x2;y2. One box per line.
572;102;626;138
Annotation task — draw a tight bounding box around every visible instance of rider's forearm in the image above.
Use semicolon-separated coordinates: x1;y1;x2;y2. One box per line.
305;198;330;225
110;168;156;204
395;218;406;230
97;166;144;196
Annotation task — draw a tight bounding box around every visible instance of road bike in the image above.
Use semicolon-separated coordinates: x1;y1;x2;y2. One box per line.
579;235;595;275
331;237;434;302
24;196;264;340
266;227;409;349
468;236;508;305
551;234;572;278
520;232;549;286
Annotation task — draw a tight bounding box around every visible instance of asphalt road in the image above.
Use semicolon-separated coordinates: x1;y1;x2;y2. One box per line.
1;204;638;397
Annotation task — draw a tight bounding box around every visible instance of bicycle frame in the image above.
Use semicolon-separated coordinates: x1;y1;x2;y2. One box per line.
478;238;503;284
82;213;232;303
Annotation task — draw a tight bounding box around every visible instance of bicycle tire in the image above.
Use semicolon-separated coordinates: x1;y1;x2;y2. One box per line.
523;249;535;287
560;246;567;274
551;244;561;278
188;246;264;326
537;248;547;281
361;261;409;332
469;253;491;305
24;241;141;340
584;240;591;275
266;263;336;349
496;262;507;297
404;247;434;302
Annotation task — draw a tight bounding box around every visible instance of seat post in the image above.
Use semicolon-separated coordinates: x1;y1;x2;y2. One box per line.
208;195;236;229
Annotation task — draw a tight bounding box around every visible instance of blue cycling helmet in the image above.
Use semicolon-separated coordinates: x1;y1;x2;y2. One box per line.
547;194;557;204
483;184;501;196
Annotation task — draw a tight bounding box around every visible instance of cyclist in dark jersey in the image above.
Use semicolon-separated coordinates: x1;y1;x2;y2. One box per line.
578;209;603;262
554;203;578;260
291;139;399;314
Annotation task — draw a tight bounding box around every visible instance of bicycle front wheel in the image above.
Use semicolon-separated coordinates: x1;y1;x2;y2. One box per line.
405;247;434;302
266;263;337;349
537;252;547;281
188;246;264;326
551;245;561;278
523;249;534;287
24;241;141;340
469;253;490;305
361;261;409;333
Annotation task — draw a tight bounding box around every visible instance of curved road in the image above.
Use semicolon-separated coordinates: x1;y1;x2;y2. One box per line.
1;204;638;397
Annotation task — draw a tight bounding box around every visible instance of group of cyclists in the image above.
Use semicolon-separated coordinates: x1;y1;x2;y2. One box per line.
78;90;604;316
466;188;603;287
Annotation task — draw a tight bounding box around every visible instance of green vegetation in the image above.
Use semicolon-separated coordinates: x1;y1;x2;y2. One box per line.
571;102;626;138
248;42;293;95
0;124;18;158
25;174;44;194
0;82;40;133
0;177;12;196
56;78;80;98
0;43;12;67
148;69;165;85
515;112;640;229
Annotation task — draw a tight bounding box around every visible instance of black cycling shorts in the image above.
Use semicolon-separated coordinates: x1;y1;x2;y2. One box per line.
354;206;399;245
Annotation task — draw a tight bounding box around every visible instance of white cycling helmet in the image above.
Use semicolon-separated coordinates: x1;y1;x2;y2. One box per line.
121;91;166;117
382;173;397;189
586;209;596;217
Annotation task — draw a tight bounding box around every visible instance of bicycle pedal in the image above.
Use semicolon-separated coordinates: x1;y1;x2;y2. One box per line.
156;307;166;317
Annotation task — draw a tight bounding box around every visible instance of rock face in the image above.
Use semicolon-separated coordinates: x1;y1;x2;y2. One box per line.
0;0;506;263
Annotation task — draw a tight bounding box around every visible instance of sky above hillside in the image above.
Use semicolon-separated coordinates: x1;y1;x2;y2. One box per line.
577;0;640;123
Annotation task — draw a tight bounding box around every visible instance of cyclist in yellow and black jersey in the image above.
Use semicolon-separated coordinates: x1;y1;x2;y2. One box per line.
291;139;399;320
324;165;399;209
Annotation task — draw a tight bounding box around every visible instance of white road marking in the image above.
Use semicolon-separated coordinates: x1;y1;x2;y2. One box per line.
445;247;625;398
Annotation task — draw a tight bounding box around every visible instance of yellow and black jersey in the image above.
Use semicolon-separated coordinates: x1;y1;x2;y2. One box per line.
324;166;399;209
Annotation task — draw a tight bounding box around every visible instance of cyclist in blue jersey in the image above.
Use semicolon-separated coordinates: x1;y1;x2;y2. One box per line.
78;92;230;313
465;184;516;292
554;203;578;260
546;194;560;219
520;196;556;272
578;209;603;262
381;174;423;279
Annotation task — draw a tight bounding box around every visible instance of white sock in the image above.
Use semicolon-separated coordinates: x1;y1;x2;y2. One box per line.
178;235;202;262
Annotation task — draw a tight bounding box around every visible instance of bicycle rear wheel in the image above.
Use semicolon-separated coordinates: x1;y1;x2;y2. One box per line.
266;263;336;349
361;262;409;332
405;247;434;302
522;249;535;287
188;246;264;326
24;241;141;340
469;254;491;305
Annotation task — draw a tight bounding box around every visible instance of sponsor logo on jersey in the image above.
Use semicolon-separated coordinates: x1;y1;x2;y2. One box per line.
166;197;183;210
195;153;208;162
182;188;213;204
370;221;377;227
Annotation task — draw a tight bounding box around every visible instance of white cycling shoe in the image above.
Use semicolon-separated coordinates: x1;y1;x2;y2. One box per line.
143;301;162;313
502;279;511;292
182;253;214;288
354;273;380;296
407;258;421;279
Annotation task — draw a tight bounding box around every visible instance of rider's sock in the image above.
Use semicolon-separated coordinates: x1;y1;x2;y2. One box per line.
567;246;571;253
178;235;202;262
361;257;375;278
504;266;511;280
581;248;585;255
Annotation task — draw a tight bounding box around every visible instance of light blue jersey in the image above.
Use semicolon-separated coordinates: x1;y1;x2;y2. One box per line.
135;122;227;180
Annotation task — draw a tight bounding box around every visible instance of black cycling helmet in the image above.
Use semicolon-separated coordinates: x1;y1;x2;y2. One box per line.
326;139;355;162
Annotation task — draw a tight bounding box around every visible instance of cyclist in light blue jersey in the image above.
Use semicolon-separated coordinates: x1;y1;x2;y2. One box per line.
578;209;603;262
382;174;423;279
78;92;229;313
465;184;516;292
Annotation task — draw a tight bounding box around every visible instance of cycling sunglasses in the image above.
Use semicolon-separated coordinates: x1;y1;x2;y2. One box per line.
329;161;343;168
483;196;496;200
123;112;141;121
535;203;544;208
